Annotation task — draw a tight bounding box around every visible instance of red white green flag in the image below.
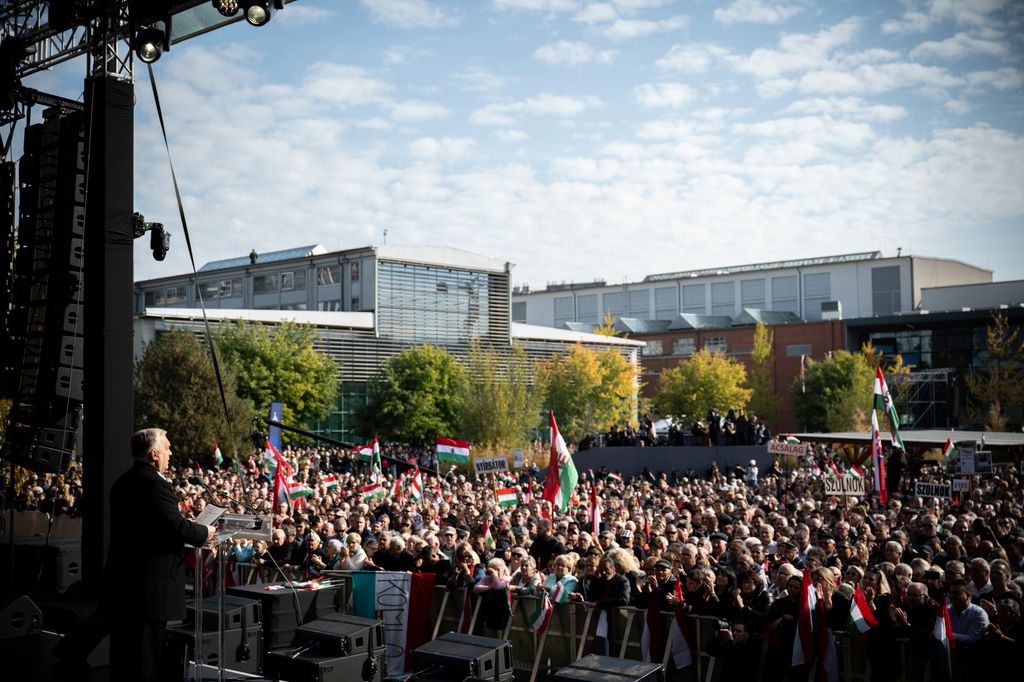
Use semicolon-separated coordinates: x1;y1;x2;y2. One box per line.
542;411;579;513
848;586;878;635
871;410;888;504
436;437;470;464
496;487;517;508
288;480;314;500
530;590;553;634
943;438;957;463
874;367;906;451
362;481;385;501
408;467;423;502
213;443;223;467
322;473;339;490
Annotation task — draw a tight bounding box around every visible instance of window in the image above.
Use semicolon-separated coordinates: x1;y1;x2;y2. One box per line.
711;282;735;317
603;291;626;318
220;279;241;297
803;272;831;321
655;287;677;319
786;343;812;357
871;266;902;315
643;339;663;356
512;301;527;322
196;282;220;300
351;262;360;282
554;296;574;326
254;273;279;294
682;284;705;313
771;275;798;315
672;337;695;356
351;296;361;311
577;294;598;325
705;336;728;353
317;265;340;286
318;299;342;311
628;289;649;317
144;287;185;306
281;272;295;291
740;279;765;310
293;270;306;290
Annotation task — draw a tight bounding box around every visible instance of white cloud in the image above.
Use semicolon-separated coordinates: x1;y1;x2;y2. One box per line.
726;17;864;79
469;94;603;125
734;116;877;149
534;40;617;66
359;0;458;28
409;137;475;162
656;43;729;73
882;0;1013;34
910;30;1008;60
455;66;508;92
714;0;805;25
302;64;394;107
496;129;529;142
965;67;1024;91
945;99;971;115
572;2;620;24
602;15;687;40
390;100;453;122
493;0;580;11
633;82;697;108
783;97;908;122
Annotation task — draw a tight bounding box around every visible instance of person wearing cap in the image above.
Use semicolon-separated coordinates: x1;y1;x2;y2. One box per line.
709;531;729;565
632;558;678;610
618;528;646;563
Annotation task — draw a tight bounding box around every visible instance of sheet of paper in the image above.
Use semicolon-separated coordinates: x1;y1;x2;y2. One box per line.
194;504;226;526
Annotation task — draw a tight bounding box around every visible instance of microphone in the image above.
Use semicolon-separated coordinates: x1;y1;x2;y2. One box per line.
187;476;205;486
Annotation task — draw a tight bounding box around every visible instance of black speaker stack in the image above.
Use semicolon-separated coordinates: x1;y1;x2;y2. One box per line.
410;632;514;682
263;613;385;682
166;595;263;676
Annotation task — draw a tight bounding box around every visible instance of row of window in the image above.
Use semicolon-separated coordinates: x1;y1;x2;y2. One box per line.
643;337;727;357
254;269;308;294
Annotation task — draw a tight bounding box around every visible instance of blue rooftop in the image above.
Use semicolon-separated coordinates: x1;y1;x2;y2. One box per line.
198;244;327;273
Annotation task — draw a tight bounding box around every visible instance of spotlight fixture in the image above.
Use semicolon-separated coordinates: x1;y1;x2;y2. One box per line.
133;27;167;64
132;212;171;262
212;0;240;17
241;1;284;27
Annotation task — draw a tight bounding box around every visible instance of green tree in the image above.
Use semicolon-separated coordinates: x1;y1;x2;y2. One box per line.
746;322;778;425
360;344;467;443
461;341;542;447
535;343;639;443
134;330;254;463
790;350;875;432
214;321;338;431
654;349;752;422
966;314;1024;430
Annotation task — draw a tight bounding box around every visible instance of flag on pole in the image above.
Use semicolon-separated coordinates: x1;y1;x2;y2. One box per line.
482;518;495;549
793;568;817;667
589;474;601;535
362;482;385;501
213;443;223;467
848;466;864;480
874;366;905;451
408;467;423;501
847;586;879;636
273;460;290;512
542;411;579;513
391;474;404;499
784;434;801;444
943;438;957;463
606;472;623;483
825;458;842;479
496;487;517;508
436;437;470;464
370;435;383;483
354;440;377;461
322;473;340;490
934;599;955;680
288;480;314;500
871;410;888;504
530;590;553;634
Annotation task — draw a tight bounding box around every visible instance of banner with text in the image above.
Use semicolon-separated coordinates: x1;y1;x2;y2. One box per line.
915;481;951;499
823;476;867;496
474;455;510;476
768;441;807;457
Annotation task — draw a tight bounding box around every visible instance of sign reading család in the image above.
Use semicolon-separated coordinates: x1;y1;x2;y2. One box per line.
915;481;951;499
823;476;867;496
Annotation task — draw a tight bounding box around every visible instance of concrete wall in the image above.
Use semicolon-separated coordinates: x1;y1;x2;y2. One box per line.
920;280;1024;311
573;445;772;479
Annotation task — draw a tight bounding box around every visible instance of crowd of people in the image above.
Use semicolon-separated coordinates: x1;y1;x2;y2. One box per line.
13;436;1024;682
582;408;773;450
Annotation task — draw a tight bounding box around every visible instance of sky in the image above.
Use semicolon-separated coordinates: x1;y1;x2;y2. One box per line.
24;0;1024;290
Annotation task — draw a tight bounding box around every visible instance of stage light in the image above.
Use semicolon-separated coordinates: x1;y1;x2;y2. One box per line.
242;1;283;27
212;0;240;17
133;28;166;64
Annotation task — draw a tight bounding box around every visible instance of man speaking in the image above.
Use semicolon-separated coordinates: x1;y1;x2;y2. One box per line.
103;428;216;681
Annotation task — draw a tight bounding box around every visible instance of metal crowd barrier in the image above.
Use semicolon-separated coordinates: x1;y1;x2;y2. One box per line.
307;571;930;682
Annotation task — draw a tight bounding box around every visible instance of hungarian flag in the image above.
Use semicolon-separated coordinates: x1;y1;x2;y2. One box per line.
847;586;878;636
542;411;579;513
871;410;887;504
288;480;314;500
825;458;842;479
265;439;291;476
351;571;434;677
874;367;905;451
496;487;517;508
408;467;423;501
322;473;339;490
213;443;223;467
606;472;623;483
793;568;817;668
530;590;553;634
642;580;692;667
354;436;379;462
848;466;864;480
934;599;955;680
943;437;957;464
436;437;470;464
362;482;385;501
784;434;801;444
589;476;601;535
370;435;383;483
273;459;290;512
391;473;404;499
482;519;495;549
549;575;575;604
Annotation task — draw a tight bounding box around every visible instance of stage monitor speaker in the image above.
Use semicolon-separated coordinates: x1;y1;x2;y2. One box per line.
554;655;664;682
295;613;384;657
264;647;383;682
165;622;263;676
185;595;261;632
0;595;43;639
412;632;513;682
